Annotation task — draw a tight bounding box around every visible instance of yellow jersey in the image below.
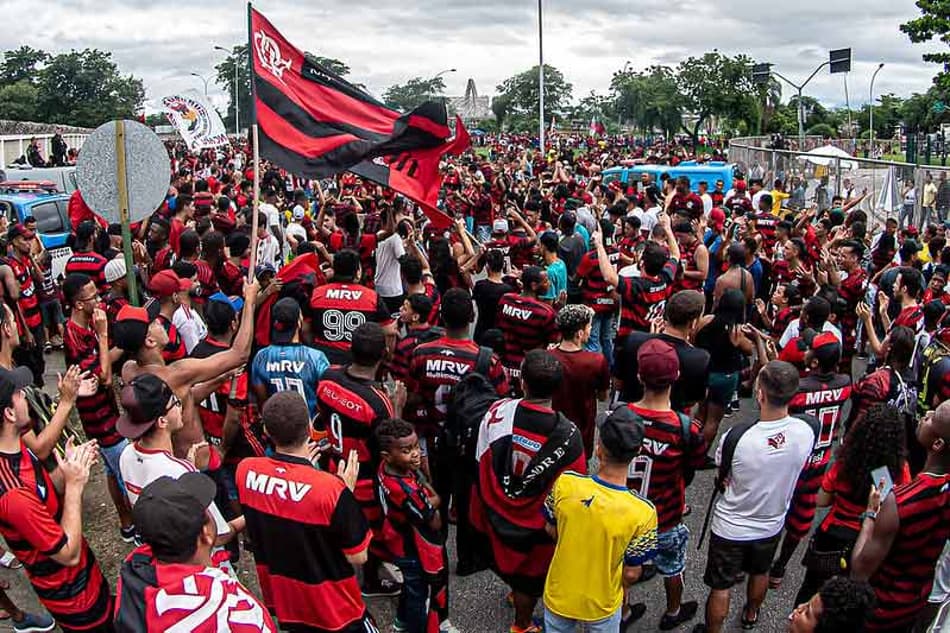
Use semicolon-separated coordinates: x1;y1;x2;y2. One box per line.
542;471;658;621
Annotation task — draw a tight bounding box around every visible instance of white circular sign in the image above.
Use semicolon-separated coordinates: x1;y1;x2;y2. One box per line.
76;120;169;223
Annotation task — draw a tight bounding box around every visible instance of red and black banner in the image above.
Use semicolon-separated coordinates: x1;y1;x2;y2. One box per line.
248;7;469;228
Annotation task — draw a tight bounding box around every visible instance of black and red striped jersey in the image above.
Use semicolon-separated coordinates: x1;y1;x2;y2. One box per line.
576;248;619;314
153;246;175;273
669;192;704;220
191;259;220;306
0;444;111;631
725;195;753;216
315;366;393;528
7;254;41;331
788;372;852;468
892;303;924;335
753;213;778;254
625;404;707;532
64;251;109;291
674;239;704;292
215;259;245;297
376;465;443;573
190;338;249;447
390;325;443;383
838;268;867;346
495;293;558;372
616;258;678;337
310;282;394;365
63;319;122;447
406;337;509;435
236;453;371;632
868;473;950;631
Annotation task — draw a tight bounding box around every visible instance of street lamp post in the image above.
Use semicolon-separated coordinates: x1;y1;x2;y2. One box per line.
618;61;631;127
538;0;544;155
771;60;831;149
190;72;209;98
431;68;456;105
869;63;885;156
215;45;239;136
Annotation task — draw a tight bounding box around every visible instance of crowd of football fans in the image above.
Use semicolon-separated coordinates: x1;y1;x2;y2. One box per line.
0;133;947;633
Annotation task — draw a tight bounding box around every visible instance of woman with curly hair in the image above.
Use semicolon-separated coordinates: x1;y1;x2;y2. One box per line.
792;404;910;606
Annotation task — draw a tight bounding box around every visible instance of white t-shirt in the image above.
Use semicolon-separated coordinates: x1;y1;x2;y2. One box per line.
374;233;406;298
632;207;659;236
259;203;281;231
711;416;815;540
119;442;230;536
256;234;282;270
701;193;713;217
778;319;842;349
172;305;207;354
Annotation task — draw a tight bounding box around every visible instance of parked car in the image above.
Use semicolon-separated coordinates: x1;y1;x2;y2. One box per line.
601;161;737;194
1;165;78;194
0;182;73;279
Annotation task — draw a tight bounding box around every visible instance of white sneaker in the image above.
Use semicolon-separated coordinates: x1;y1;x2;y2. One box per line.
0;551;21;569
439;620;461;633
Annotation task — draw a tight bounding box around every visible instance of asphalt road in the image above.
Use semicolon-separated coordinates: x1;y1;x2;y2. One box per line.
0;352;810;633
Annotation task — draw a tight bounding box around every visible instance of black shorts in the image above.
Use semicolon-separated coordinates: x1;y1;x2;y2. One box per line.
703;532;781;590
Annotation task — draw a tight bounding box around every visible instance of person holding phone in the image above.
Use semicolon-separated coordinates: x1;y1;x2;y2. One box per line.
851;400;950;632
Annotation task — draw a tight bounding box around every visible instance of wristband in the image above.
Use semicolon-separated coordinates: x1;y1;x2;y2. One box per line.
859;510;878;522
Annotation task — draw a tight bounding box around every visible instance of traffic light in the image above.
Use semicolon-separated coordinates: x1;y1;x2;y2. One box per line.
829;48;851;74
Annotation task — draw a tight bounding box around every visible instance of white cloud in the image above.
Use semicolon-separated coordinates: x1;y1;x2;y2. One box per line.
4;0;942;110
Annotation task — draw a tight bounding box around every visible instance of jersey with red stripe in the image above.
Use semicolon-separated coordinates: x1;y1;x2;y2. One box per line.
625;404;707;532
64;252;109;291
838;268;867;349
153;246;175;273
236;454;371;633
495;293;558;372
310;282;393;365
390;325;443;383
64;319;122;447
190;338;249;447
7;254;41;330
576;248;619;314
191;259;220;305
788;372;852;469
423;280;442;326
725;195;753;216
669;192;704;220
405;337;509;436
0;444;111;631
215;259;245;297
868;473;950;631
315;366;394;526
616;258;678;337
507;232;538;270
329;232;378;284
753;213;778;255
674;239;704;292
892;303;924;335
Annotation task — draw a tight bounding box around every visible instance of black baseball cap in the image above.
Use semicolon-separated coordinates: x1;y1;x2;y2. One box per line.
597;406;645;462
116;373;175;440
0;366;32;410
271;297;300;344
132;473;217;561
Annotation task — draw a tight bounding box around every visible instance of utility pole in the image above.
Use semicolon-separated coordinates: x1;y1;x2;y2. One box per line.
538;0;545;155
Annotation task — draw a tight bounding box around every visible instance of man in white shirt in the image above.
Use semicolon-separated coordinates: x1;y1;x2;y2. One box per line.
374;210;408;317
695;361;815;633
117;374;241;556
258;187;283;245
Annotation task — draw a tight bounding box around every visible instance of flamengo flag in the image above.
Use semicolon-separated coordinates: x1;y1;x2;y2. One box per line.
589;115;605;137
350;115;470;230
161;89;230;150
249;6;450;180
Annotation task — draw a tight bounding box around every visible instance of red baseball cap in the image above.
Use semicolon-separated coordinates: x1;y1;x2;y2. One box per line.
637;338;680;388
710;208;726;231
148;270;192;298
735;180;748;191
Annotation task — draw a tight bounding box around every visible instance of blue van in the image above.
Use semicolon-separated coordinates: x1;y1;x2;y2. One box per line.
601;161;736;194
0;183;73;278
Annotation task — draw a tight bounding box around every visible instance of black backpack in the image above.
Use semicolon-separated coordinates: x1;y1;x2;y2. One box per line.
444;347;498;458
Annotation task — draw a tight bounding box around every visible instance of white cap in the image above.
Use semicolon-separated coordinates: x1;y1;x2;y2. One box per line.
104;257;126;283
292;204;305;220
492;218;509;234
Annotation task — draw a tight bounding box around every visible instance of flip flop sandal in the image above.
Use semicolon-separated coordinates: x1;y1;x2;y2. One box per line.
740;604;759;630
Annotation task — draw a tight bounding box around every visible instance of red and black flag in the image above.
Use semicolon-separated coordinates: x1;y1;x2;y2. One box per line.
249;7;449;178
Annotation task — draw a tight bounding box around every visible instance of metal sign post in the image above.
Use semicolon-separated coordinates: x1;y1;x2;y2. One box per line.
113;121;140;306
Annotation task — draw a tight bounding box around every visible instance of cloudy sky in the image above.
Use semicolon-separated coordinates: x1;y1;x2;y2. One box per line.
5;0;942;112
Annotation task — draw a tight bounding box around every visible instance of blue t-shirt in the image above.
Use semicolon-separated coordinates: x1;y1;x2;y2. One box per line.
703;230;724;294
542;258;568;301
251;343;330;420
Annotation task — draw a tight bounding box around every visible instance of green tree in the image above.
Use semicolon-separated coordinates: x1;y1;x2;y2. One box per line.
675;52;756;143
304;54;351;77
0;46;47;87
0;80;39;121
611;65;682;136
491;94;512;130
856;93;904;139
901;1;950;88
754;77;783;134
382;76;446;112
34;49;144;127
495;65;573;132
214;45;252;134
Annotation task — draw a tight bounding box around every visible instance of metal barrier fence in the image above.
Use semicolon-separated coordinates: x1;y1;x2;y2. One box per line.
0;133;88;168
727;137;950;229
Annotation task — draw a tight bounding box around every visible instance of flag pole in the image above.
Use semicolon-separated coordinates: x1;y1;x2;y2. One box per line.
246;2;260;282
538;0;544;156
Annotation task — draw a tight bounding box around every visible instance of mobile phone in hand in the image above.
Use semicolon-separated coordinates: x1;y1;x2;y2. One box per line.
871;466;895;500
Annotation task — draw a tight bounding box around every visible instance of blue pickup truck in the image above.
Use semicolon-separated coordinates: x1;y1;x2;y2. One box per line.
601;161;737;193
0;182;73;278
